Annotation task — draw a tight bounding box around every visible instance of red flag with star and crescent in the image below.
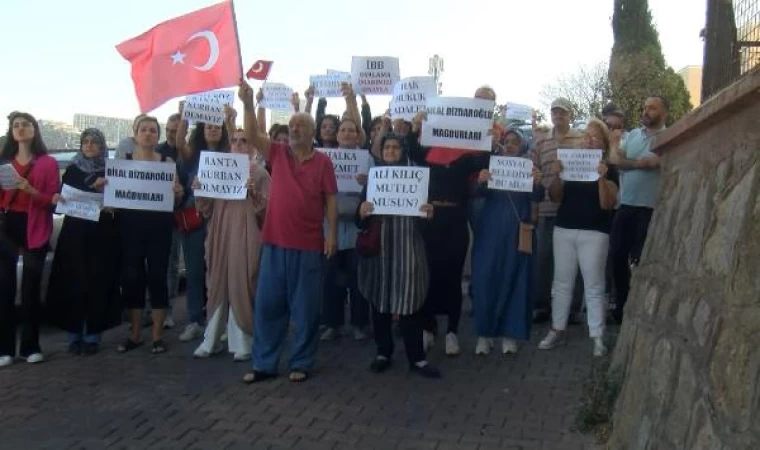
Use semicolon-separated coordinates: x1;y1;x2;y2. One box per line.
116;1;242;113
246;60;273;80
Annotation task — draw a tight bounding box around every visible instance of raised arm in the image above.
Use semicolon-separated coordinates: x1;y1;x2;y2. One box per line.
360;94;372;138
175;101;192;161
597;162;619;211
255;88;267;135
342;83;367;147
304;86;315;115
370;116;391;161
548;160;565;203
239;79;271;160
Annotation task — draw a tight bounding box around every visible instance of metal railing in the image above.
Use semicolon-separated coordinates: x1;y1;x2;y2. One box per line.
702;0;760;101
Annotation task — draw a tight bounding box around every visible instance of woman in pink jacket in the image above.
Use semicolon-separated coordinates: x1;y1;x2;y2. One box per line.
0;112;60;367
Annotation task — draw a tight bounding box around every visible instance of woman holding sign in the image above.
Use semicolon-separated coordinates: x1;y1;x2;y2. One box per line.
0;112;59;367
174;104;231;344
356;133;440;379
116;116;183;355
192;125;270;361
471;128;543;355
46;128;121;355
538;118;619;357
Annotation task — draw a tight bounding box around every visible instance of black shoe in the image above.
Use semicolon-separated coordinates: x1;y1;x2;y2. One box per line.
82;343;99;355
369;357;392;374
68;341;82;355
410;363;441;379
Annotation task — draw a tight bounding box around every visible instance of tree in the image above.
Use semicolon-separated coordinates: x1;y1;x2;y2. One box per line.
539;61;610;120
609;0;692;127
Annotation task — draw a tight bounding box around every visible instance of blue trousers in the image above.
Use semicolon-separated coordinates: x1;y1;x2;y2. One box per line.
181;226;207;325
252;245;324;373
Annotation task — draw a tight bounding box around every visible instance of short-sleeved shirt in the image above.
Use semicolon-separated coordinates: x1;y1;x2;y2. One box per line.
532;127;584;217
619;127;663;208
556;167;620;234
261;143;338;252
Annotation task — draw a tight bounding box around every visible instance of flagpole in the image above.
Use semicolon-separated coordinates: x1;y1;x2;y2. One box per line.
229;0;244;79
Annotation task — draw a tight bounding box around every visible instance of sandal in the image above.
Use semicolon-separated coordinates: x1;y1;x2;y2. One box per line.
151;340;167;354
288;369;309;383
242;370;277;384
116;339;143;353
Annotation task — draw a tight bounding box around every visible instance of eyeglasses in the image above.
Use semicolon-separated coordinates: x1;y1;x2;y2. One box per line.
605;122;624;131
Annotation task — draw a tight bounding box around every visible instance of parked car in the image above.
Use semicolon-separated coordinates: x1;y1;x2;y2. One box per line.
15;150;185;305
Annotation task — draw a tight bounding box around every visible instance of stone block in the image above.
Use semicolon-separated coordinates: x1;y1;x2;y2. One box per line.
703;165;756;275
708;324;757;432
686;401;723;450
665;356;698;449
692;300;718;348
648;338;676;418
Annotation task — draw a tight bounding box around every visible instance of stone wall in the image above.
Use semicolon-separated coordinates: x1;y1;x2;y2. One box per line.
608;72;760;449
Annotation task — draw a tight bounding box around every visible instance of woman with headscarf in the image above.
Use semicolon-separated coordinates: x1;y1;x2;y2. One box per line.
46;128;121;354
471;128;543;355
191;107;270;362
356;128;440;378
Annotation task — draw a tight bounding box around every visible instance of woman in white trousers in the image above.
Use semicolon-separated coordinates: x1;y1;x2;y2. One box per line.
538;118;619;357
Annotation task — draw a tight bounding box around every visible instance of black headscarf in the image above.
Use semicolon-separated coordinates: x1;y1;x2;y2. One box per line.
72;128;107;174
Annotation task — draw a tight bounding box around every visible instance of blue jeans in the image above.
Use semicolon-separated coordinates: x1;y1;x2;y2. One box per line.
252;245;324;373
322;249;369;329
181;226;207;325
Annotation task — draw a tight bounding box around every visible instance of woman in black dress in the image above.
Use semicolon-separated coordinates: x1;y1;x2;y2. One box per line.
46;128;121;354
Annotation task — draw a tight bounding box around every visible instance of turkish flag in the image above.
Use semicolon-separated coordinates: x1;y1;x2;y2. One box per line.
116;1;242;113
246;60;273;80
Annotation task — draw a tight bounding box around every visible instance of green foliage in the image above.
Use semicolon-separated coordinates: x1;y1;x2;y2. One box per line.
574;349;623;444
609;0;692;128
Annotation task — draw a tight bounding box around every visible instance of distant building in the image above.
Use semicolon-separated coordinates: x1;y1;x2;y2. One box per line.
38;120;79;150
73;114;134;148
678;66;703;108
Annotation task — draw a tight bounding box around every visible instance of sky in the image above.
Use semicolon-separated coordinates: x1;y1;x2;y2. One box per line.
0;0;704;128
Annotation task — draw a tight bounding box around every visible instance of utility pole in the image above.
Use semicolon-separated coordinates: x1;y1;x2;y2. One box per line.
428;54;444;95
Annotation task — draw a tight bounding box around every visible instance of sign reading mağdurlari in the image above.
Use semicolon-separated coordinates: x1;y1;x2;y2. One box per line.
420;97;496;151
104;159;175;212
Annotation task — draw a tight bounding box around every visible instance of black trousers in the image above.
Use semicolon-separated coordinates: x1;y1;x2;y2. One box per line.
120;212;173;310
0;212;47;357
373;308;424;365
610;205;653;318
421;207;469;334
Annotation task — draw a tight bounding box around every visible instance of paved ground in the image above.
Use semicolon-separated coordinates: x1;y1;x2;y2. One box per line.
0;302;608;450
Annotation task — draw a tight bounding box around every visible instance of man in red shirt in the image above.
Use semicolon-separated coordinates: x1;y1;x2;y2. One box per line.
238;80;338;384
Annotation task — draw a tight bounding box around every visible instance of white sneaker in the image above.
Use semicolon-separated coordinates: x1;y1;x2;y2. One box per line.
233;353;251;362
163;316;176;330
352;327;368;341
538;330;566;350
320;327;340;341
475;337;492;355
0;356;13;367
26;353;44;364
180;323;204;342
422;330;436;352
592;337;607;357
193;343;223;358
502;338;518;355
445;332;460;356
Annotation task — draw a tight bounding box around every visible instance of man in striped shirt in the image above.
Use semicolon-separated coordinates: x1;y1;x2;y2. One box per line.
532;98;584;323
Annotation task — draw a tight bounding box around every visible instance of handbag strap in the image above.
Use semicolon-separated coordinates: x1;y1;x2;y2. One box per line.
3;162;34;212
506;192;523;223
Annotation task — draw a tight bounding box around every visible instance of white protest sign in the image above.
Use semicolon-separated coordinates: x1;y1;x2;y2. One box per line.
367;166;430;217
488;156;534;192
390;76;438;121
504;102;534;122
420;97;496;151
351;56;401;96
194;151;249;200
55;185;103;222
0;164;19;189
260;83;294;112
317;148;371;193
104;159;175;212
182;90;234;125
310;73;352;98
558;149;603;182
